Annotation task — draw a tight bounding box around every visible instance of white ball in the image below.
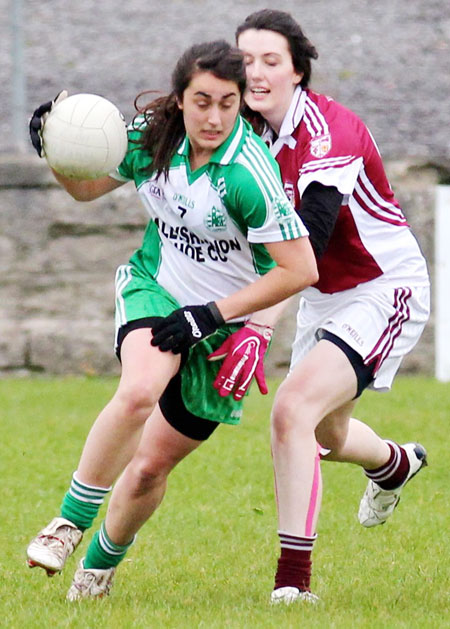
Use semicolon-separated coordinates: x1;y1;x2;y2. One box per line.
42;93;128;179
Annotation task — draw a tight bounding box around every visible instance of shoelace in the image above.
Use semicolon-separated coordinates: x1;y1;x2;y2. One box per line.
37;533;68;553
81;573;112;596
37;528;76;556
77;572;96;591
371;485;400;506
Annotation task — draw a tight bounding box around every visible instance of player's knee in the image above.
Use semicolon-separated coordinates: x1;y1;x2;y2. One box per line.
316;414;350;452
114;382;160;423
271;387;312;441
316;423;347;451
126;456;168;497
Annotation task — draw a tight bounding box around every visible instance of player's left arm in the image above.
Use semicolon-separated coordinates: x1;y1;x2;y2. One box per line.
207;298;291;400
150;236;317;355
209;182;343;399
207;177;341;399
215;236;317;321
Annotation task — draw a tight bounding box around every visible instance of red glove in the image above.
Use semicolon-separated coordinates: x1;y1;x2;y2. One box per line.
208;323;273;400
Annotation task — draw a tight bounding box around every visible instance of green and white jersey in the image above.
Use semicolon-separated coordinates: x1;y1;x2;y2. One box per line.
112;116;308;316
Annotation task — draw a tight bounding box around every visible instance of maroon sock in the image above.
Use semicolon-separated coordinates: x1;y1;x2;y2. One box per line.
274;533;316;592
364;441;410;490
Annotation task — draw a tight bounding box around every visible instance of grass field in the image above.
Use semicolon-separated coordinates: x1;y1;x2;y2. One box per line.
0;375;449;628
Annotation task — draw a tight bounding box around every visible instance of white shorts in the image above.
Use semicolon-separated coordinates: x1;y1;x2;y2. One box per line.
290;281;430;392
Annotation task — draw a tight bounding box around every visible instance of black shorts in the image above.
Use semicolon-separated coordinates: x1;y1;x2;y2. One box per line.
318;329;375;398
116;317;220;441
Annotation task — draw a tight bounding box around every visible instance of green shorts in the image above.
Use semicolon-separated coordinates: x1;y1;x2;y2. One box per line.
114;264;244;425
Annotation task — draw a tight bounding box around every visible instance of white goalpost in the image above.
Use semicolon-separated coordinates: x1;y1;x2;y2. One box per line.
434;185;450;382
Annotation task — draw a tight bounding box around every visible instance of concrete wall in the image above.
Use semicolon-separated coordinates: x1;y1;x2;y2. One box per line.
0;154;441;377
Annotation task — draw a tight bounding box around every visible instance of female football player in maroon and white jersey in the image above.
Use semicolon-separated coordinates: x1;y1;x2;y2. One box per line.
208;9;431;604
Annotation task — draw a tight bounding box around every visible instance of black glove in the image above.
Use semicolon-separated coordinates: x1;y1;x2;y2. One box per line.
29;90;68;157
151;302;225;354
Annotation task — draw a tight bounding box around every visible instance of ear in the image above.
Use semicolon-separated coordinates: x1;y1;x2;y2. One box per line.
176;96;183;110
294;72;304;86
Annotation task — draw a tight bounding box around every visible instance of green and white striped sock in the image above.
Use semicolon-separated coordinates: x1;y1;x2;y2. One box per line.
84;521;135;569
60;472;112;532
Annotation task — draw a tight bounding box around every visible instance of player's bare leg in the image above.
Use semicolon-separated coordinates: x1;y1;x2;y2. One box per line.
104;406;203;543
27;329;180;575
316;406;391;468
316;397;427;527
67;406;204;600
77;329;181;486
272;341;357;537
270;340;357;603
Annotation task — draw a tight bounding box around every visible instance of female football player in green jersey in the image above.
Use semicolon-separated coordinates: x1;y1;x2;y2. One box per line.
26;40;318;600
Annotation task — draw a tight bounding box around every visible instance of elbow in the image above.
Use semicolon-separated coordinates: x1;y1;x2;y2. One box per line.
285;263;318;297
301;239;319;288
52;170;100;202
294;259;318;292
308;271;319;288
68;190;94;202
307;262;319;287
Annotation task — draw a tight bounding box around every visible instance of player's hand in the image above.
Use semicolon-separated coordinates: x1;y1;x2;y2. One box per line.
29;90;68;157
208;323;273;400
150;302;225;354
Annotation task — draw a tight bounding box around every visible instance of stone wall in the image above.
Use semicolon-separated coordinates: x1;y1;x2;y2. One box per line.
0;154;143;375
0;154;443;378
1;0;449;377
2;0;450;164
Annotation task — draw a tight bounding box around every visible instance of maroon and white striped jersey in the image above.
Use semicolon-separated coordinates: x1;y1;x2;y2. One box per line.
264;87;429;295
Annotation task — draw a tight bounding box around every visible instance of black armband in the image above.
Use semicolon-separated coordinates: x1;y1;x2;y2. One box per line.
299;182;343;259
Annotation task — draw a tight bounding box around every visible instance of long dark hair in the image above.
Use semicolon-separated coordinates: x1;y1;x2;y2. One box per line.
133;40;246;179
235;10;318;135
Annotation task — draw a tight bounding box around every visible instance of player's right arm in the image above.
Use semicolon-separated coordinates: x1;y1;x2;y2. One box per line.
50;170;124;201
51;117;147;201
29;90;129;201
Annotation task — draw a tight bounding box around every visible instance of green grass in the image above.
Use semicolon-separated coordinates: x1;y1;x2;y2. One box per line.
0;376;449;628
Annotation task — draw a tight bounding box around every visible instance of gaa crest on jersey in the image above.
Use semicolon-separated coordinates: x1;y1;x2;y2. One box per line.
310;133;332;158
205;206;227;231
148;183;162;199
272;196;295;223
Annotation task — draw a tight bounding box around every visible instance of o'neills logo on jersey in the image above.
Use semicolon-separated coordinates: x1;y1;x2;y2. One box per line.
173;192;195;209
310;133;332;158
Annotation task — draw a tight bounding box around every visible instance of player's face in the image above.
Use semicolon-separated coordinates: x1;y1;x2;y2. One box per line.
178;71;241;167
237;29;303;133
